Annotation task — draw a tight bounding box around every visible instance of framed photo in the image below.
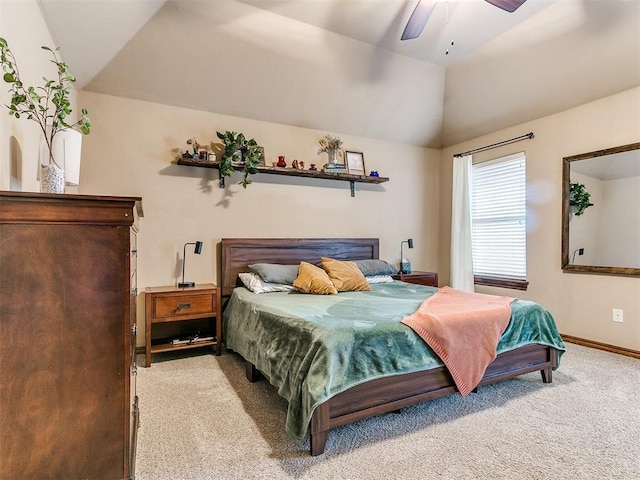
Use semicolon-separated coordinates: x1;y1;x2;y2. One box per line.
345;151;366;176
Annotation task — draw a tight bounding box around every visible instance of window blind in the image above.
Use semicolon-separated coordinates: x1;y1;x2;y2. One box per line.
471;152;527;279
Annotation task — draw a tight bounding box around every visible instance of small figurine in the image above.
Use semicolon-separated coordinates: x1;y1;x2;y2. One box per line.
291;159;305;170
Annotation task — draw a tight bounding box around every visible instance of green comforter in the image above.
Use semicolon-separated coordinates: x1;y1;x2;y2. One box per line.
223;281;565;440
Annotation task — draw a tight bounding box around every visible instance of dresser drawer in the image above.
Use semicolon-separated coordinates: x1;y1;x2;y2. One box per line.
152;293;216;320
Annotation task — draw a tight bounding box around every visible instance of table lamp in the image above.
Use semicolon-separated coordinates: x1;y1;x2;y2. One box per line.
400;238;414;274
179;241;203;288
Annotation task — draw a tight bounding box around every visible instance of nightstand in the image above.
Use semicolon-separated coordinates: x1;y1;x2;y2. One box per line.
145;283;221;367
392;271;438;287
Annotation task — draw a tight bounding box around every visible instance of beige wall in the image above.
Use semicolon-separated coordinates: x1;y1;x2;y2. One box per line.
77;92;440;344
0;0;80;192
1;1;638;351
439;87;640;351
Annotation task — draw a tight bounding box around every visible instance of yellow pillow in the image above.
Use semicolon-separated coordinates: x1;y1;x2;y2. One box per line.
321;257;372;292
293;261;338;295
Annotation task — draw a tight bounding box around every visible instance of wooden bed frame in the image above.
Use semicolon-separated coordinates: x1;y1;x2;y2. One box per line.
220;238;559;456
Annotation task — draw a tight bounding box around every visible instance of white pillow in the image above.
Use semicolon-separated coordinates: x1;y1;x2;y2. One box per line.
366;275;394;284
239;272;297;294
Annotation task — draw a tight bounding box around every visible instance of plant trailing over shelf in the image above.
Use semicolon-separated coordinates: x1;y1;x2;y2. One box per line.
569;182;593;216
216;130;261;188
0;37;91;169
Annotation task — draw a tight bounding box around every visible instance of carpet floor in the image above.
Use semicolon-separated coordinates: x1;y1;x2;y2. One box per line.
135;343;639;479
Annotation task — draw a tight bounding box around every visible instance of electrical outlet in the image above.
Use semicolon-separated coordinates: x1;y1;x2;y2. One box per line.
613;308;624;323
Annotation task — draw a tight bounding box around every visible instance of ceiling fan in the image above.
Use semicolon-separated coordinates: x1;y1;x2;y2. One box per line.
401;0;528;41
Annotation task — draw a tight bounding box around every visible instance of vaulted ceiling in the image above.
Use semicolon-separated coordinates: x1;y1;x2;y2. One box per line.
39;0;640;148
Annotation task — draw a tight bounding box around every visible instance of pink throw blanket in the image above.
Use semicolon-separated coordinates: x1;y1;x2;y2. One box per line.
401;287;514;396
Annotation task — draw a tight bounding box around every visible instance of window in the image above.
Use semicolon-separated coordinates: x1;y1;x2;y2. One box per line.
471;152;528;290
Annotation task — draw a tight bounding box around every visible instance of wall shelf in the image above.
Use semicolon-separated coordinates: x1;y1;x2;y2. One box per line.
176;158;389;197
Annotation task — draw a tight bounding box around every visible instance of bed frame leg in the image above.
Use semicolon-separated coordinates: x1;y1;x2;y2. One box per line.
245;361;259;382
310;403;329;456
541;348;558;383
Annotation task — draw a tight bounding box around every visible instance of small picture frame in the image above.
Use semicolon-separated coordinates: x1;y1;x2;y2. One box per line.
345;151;366;176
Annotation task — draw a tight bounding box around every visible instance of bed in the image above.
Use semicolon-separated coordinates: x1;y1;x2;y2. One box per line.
220;238;565;455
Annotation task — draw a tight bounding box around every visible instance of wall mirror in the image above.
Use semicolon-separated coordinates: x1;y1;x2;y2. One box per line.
562;142;640;276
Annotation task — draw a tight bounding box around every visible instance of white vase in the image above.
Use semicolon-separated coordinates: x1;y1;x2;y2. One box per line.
38;128;83;193
327;148;339;165
40;163;65;193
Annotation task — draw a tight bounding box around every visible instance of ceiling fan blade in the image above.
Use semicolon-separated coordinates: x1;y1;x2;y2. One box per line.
484;0;527;13
401;0;437;41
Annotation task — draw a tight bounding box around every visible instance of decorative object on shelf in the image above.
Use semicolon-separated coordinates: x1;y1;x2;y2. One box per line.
0;37;91;193
400;238;414;274
277;155;287;167
318;134;343;165
309;164;317;171
569;182;593;216
291;159;305;170
370;170;379;177
186;137;200;158
216;130;262;188
345;151;366;176
323;162;347;174
179;241;203;288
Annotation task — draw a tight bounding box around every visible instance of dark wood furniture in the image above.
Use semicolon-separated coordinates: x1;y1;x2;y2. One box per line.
0;191;142;479
220;237;560;456
392;270;438;287
145;283;222;367
177;157;389;197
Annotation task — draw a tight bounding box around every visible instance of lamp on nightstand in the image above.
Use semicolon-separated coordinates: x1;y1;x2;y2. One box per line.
179;241;203;288
400;238;414;274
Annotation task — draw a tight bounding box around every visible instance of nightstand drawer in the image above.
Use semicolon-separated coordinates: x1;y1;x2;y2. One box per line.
153;293;215;319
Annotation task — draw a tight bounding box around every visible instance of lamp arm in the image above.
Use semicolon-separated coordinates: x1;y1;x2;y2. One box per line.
181;243;188;285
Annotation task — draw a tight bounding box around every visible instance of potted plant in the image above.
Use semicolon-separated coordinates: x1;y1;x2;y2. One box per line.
0;37;91;193
317;134;343;164
216;130;261;188
569;182;593;216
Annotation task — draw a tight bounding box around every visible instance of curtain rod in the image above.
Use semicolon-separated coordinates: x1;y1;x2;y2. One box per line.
453;132;534;158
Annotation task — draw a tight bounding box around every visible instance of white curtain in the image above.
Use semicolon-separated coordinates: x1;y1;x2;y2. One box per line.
450;154;474;291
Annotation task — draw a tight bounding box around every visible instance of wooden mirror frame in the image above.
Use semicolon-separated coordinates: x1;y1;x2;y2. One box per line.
562;142;640;277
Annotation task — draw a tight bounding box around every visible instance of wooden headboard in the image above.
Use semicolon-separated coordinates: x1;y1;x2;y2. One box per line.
219;238;379;297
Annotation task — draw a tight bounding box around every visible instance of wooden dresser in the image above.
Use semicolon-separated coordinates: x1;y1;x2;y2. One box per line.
0;192;142;480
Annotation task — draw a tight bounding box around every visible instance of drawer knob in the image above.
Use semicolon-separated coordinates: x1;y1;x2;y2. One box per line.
177;303;191;309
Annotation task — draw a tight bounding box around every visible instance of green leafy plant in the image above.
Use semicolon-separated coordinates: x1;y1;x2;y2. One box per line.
569;182;593;216
216;130;261;188
0;37;91;168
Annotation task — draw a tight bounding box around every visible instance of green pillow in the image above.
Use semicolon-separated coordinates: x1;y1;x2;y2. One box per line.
354;259;398;276
248;263;299;285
